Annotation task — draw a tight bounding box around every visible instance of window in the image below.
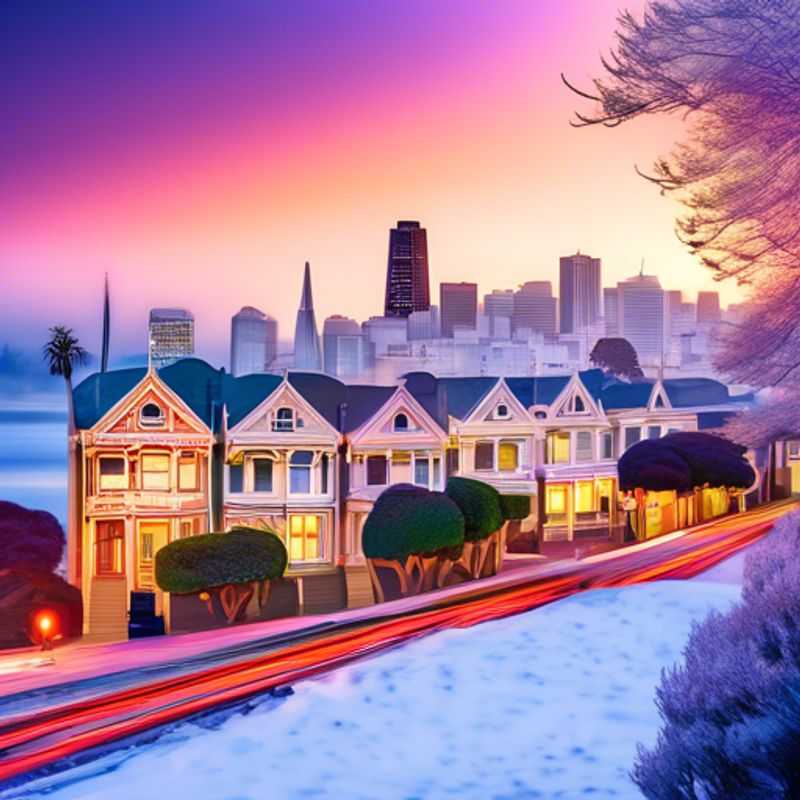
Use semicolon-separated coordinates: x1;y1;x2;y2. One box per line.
95;520;124;576
575;480;595;513
546;432;570;464
496;404;509;419
98;456;126;491
366;455;388;486
140;402;165;427
575;431;593;462
273;407;294;432
180;520;193;539
290;451;314;493
624;427;642;450
178;452;198;491
393;413;409;431
141;453;170;491
229;463;244;493
574;396;585;413
498;442;519;471
288;514;322;561
475;442;494;471
600;431;614;460
253;458;273;492
647;425;661;440
320;453;329;494
414;457;429;486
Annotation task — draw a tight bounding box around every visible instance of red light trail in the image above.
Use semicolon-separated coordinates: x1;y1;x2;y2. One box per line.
0;500;795;787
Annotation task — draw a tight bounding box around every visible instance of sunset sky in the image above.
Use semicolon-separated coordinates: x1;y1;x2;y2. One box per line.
0;0;743;367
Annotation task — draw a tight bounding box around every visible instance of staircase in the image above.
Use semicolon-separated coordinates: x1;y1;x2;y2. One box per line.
87;578;128;641
344;564;375;609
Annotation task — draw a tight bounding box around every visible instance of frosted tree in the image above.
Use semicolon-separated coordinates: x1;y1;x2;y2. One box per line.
565;0;800;435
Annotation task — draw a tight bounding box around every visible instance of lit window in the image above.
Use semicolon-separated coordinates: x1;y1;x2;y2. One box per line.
624;427;642;450
475;441;494;471
99;456;126;491
498;442;519;471
367;455;388;486
229;463;244;493
141;453;170;491
575;481;595;512
273;407;294;432
140;402;165;427
178;452;198;490
288;514;322;561
95;520;124;576
393;413;409;431
575;432;593;462
290;450;313;493
546;432;570;464
253;458;273;492
546;486;567;514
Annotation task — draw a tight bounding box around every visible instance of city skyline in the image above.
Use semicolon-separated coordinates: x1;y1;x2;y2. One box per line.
1;0;744;368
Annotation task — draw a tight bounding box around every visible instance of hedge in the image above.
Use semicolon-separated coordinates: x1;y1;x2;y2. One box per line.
445;477;504;542
362;484;464;562
500;494;531;521
155;527;288;594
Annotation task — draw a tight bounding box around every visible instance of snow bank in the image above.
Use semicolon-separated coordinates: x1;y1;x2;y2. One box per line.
11;576;742;800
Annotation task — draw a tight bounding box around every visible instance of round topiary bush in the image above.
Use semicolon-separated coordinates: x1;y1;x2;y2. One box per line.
500;494;531;521
445;476;504;542
362;486;464;562
156;527;287;624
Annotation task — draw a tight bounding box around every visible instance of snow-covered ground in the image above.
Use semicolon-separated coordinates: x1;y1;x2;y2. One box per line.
7;558;746;800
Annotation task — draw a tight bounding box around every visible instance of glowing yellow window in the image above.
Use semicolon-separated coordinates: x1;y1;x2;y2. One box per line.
289;514;321;562
546;486;567;514
546;432;570;464
141;454;170;491
575;481;595;513
498;442;519;472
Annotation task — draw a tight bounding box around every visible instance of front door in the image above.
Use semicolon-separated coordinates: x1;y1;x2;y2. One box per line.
137;521;170;592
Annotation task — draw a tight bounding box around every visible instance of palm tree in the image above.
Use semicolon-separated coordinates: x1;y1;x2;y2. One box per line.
43;326;87;427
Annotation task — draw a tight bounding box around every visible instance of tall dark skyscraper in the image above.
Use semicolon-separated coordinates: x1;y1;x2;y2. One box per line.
293;261;322;370
384;220;431;317
559;252;602;334
101;272;110;373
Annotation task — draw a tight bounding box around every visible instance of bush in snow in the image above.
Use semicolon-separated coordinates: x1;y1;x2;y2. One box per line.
632;511;800;798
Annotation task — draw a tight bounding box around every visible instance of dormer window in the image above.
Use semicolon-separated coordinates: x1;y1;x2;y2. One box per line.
495;404;509;419
273;407;294;432
393;413;409;432
140;402;165;427
574;396;585;413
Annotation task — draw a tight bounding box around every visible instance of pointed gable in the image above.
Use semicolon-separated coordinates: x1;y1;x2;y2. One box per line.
551;373;603;419
348;386;446;444
464;378;531;424
648;381;672;411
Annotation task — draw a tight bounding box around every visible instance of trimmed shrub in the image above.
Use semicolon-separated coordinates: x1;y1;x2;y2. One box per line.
155;527;287;595
633;512;800;798
0;500;64;573
500;494;531;521
362;485;464;562
445;477;504;542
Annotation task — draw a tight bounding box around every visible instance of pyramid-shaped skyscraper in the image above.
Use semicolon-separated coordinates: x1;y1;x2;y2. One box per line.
293;261;322;370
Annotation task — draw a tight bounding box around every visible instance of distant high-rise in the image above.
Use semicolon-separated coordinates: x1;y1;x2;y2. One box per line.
407;306;439;341
148;308;194;369
440;282;478;338
384;221;431;317
617;273;665;365
323;315;365;378
512;281;557;337
484;290;515;319
293;261;322;371
697;291;721;324
230;306;277;377
559;252;602;334
101;273;110;373
603;287;619;336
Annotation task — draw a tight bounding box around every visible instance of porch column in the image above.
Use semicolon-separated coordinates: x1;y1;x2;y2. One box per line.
566;482;575;542
493;438;500;472
386;449;392;485
427;452;434;490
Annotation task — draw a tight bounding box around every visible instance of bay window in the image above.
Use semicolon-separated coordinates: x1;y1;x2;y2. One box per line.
575;432;593;462
253;458;273;492
288;514;322;561
141;453;170;491
289;451;313;493
475;442;494;471
498;442;519;471
178;452;198;491
366;455;388;486
98;456;126;491
546;432;570;464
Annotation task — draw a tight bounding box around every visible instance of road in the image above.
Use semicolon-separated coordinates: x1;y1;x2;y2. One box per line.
0;499;796;788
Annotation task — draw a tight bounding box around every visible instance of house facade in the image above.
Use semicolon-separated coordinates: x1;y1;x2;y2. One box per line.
68;359;754;636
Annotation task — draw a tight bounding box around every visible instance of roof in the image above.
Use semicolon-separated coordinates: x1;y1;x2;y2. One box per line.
600;380;655;410
663;378;731;408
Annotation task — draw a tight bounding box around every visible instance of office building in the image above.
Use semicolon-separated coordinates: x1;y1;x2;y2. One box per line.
697;291;721;324
559;252;602;334
323;315;366;378
603;288;619;336
148;308;194;368
440;282;478;338
384;221;431;317
512;281;557;336
230;307;277;377
293;262;322;371
407;306;439;341
617;273;665;365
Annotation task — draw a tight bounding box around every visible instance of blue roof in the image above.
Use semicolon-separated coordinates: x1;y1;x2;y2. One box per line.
663;378;731;408
599;380;655;410
506;376;569;408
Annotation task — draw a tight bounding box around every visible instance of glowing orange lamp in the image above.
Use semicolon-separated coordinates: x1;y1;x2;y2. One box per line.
33;611;57;651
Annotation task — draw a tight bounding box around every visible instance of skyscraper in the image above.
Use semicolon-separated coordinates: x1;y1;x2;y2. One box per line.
293;261;322;370
323;315;365;378
440;282;478;338
148;308;194;368
559;252;602;334
697;291;721;324
603;287;619;336
230;306;277;377
512;281;557;337
484;289;515;319
101;273;110;373
384;220;431;317
617;273;665;365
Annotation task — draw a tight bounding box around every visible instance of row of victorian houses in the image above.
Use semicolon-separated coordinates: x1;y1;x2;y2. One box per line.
68;358;753;637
